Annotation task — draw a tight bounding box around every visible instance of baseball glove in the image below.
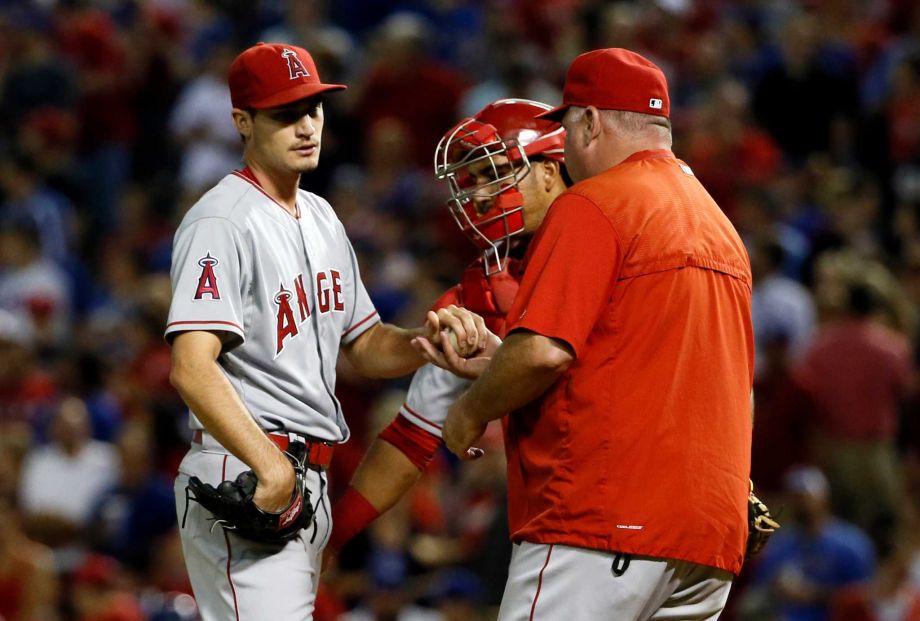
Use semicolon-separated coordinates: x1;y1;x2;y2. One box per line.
747;480;780;557
186;441;313;544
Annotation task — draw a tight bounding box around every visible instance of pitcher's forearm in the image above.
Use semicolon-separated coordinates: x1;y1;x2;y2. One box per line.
343;323;427;378
170;333;287;481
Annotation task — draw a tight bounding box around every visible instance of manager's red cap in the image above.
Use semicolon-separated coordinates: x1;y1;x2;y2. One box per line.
537;48;669;121
228;42;346;110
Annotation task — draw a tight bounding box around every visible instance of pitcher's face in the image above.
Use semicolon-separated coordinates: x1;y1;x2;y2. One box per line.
242;96;325;174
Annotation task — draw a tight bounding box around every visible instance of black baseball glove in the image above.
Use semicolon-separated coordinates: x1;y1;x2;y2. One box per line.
186;441;313;544
747;480;780;557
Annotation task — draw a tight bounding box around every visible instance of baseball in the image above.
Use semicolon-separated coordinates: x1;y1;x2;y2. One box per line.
444;328;466;357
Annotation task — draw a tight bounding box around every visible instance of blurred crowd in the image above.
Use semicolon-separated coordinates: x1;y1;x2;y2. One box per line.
0;0;919;620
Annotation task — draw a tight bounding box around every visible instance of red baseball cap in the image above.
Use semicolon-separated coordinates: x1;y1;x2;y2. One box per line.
537;48;669;121
228;42;346;110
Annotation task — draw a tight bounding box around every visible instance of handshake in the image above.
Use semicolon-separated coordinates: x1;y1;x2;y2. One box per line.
411;305;502;380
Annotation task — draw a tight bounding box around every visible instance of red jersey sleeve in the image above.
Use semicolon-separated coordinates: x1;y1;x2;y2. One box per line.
506;193;621;358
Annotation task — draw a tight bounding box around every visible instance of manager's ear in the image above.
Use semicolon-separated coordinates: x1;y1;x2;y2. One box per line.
582;106;603;145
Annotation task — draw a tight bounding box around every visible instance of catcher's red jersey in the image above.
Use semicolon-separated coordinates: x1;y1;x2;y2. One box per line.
432;258;523;335
505;150;754;575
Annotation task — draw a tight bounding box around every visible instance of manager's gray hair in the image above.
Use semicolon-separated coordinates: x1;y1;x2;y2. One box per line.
567;107;672;146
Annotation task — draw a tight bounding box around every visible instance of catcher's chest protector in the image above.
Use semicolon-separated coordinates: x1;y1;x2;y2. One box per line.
458;259;523;336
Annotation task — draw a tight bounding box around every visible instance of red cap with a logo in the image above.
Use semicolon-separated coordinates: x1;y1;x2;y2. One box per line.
537;48;669;121
228;42;346;110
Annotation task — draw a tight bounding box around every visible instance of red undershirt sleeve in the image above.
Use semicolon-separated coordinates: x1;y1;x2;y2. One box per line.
328;487;380;553
378;413;442;470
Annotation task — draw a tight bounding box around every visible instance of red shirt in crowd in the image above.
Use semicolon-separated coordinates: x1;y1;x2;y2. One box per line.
795;319;913;442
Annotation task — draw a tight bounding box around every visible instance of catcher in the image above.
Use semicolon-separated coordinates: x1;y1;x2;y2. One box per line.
327;98;569;558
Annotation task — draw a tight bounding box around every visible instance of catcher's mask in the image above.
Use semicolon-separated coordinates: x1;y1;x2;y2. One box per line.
434;99;565;274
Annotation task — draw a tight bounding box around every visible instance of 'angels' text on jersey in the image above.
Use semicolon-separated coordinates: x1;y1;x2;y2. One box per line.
275;270;345;354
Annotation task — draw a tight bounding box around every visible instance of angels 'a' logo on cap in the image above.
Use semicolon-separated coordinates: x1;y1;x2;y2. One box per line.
281;48;310;80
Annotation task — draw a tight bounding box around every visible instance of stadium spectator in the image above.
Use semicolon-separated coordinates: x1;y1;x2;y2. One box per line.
795;282;914;529
0;13;75;136
685;78;782;221
17;397;118;553
460;39;560;117
0;309;56;440
356;12;468;167
88;422;176;573
744;466;876;621
829;539;920;621
70;554;145;621
750;332;813;496
0;219;71;352
168;41;240;201
750;233;817;378
751;12;860;162
54;2;135;235
0;150;75;265
0;447;59;621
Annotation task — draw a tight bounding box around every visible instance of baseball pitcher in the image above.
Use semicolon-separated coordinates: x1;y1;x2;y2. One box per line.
166;42;486;621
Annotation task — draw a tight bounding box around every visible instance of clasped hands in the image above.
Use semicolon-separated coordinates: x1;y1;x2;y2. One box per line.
412;305;502;462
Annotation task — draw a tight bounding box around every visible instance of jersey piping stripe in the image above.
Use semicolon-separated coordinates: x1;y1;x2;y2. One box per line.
402;404;444;430
231;169;301;219
529;544;554;621
223;530;241;621
167;319;243;331
342;310;379;338
221;456;240;621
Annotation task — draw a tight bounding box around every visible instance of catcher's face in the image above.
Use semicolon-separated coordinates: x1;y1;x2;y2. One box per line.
464;154;546;235
464;154;518;213
236;96;324;175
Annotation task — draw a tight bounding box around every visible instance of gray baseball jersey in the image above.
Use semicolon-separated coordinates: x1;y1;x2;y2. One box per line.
165;168;379;442
399;364;469;439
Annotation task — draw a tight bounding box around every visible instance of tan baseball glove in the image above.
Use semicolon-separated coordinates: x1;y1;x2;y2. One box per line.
747;480;780;557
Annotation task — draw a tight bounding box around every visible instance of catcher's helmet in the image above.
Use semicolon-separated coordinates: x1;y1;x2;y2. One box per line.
434;99;565;273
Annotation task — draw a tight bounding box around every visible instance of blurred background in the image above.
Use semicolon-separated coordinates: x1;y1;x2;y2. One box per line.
0;0;918;620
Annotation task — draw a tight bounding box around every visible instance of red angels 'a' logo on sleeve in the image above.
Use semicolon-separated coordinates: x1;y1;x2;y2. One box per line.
194;253;220;300
281;48;310;80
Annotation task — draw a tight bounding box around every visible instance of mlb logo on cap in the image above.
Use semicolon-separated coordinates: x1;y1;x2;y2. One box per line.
649;98;664;110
